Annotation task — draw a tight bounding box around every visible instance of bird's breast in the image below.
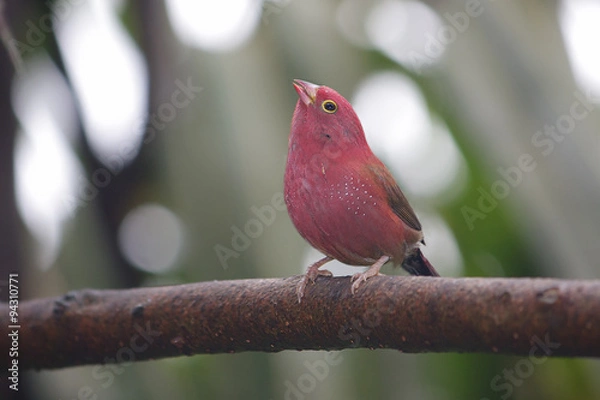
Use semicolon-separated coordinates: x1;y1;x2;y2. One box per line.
325;173;379;218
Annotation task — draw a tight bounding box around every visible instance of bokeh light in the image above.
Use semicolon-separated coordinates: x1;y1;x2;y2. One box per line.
55;0;148;165
165;0;262;52
559;0;600;93
366;0;444;73
12;57;81;270
352;71;467;199
118;203;185;273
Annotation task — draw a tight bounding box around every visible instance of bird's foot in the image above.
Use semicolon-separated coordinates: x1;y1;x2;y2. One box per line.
297;256;334;303
351;255;390;294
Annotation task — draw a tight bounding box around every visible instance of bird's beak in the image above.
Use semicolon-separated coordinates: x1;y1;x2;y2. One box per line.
293;79;319;106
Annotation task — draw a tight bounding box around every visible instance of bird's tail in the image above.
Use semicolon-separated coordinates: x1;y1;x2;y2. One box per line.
402;248;440;277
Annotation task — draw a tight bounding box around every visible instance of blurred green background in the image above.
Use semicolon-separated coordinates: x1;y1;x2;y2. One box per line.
2;0;599;399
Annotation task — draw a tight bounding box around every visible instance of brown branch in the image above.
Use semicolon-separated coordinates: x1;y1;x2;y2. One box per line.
3;276;600;370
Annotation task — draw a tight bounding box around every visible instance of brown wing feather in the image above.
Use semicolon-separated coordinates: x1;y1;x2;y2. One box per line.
367;163;422;232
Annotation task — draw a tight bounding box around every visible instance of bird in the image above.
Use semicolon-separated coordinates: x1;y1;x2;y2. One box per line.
284;79;439;302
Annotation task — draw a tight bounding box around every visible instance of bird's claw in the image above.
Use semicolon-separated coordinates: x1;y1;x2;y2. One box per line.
349;255;390;295
350;272;367;294
351;271;388;294
350;270;387;294
297;268;333;303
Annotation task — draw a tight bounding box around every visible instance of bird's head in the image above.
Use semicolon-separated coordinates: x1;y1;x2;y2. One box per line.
290;79;369;155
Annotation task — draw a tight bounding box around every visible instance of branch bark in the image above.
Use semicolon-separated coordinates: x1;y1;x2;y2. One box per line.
4;276;600;370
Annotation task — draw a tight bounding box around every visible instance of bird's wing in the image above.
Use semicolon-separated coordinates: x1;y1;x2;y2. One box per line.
366;162;422;232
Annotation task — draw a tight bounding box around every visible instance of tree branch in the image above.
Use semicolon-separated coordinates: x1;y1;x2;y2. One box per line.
4;276;600;370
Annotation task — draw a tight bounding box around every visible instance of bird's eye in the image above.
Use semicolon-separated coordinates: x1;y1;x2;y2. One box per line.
322;100;337;113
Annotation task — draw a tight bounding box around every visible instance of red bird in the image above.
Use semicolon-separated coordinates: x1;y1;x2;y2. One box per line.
284;79;439;302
